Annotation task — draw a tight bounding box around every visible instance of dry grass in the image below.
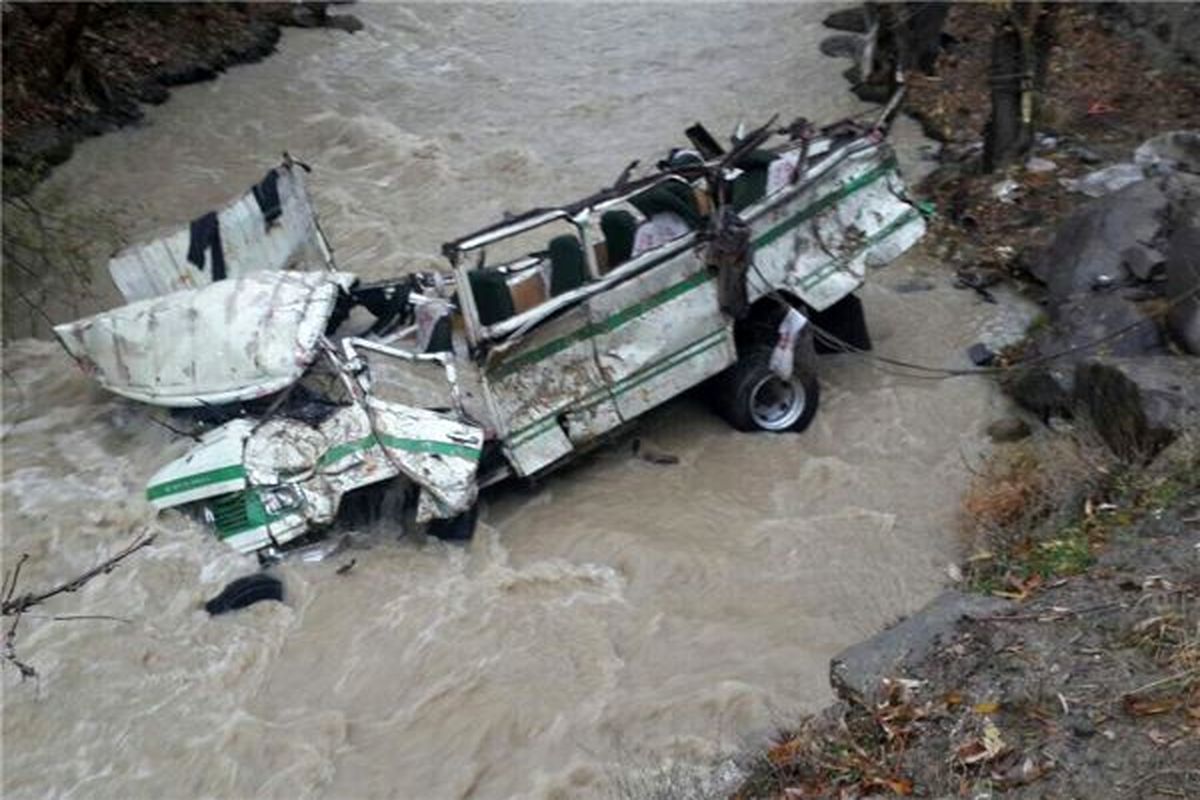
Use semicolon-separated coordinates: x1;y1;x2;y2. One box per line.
959;429;1117;592
734;681;934;798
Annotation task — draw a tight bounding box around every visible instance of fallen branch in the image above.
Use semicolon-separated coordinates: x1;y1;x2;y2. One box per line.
2;532;156;616
1;531;155;681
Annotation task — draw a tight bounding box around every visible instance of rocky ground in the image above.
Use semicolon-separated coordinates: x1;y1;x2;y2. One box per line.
1;2;360;192
733;5;1200;798
735;438;1198;799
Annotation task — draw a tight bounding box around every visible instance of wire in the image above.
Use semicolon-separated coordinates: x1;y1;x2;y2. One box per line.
745;256;1200;382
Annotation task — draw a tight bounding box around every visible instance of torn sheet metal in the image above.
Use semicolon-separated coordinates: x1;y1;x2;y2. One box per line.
747;140;926;311
108;161;334;303
149;398;484;554
54;271;354;408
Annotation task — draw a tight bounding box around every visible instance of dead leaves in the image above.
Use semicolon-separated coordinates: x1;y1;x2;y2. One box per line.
955;720;1008;766
762;679;929;798
1124;695;1181;717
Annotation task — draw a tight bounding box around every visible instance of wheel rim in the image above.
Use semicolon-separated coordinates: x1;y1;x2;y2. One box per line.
749;373;806;431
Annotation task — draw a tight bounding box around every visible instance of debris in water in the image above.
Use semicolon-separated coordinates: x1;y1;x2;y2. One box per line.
632;439;680;466
204;573;284;615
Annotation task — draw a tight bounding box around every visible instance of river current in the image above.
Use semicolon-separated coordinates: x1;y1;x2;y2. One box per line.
2;5;1023;798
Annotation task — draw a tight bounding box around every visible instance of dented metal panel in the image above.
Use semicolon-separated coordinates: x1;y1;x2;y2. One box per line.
483;303;618;476
53;271;352;408
150;398;483;554
746;140;926;311
587;244;735;421
108;162;333;303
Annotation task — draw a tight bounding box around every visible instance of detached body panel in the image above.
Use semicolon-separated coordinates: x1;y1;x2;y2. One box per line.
53;271;352;408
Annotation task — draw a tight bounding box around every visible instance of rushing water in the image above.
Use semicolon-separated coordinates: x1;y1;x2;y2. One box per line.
2;5;1026;798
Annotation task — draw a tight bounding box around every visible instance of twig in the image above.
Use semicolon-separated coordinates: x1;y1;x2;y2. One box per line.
2;532;156;617
1125;769;1200;796
22;613;133;624
978;600;1125;623
4;617;36;680
2;553;30;604
1121;668;1200;699
1;533;155;681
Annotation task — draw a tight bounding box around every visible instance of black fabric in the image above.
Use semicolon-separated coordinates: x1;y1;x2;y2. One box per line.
812;293;872;353
252;169;282;228
469;268;516;325
548;235;587;296
600;210;638;268
187;211;226;281
424;315;453;353
729;149;778;211
630;182;704;229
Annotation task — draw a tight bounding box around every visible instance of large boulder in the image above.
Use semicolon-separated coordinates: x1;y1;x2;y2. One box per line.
1166;220;1200;355
830;590;1013;705
1135;130;1200;175
1035;292;1167;359
1074;357;1200;461
1030;179;1168;300
1165;180;1200;354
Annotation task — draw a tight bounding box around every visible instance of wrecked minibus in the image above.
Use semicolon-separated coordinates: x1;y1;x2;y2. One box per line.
55;110;926;558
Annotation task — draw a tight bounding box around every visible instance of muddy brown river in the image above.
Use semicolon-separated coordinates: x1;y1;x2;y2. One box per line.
2;5;1028;798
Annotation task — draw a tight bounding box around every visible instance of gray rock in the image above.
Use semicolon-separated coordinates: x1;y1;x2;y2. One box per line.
893;278;936;294
1065;142;1104;165
1166;216;1200;355
1074;357;1200;461
823;6;869;33
820;34;864;60
1025;156;1058;173
987;417;1032;443
1008;366;1075;421
1163;176;1200;354
1035;293;1166;360
1122;244;1166;281
1031;179;1168;300
830;590;1013;704
1060;163;1146;198
1069;715;1098;738
1134;130;1200;176
326;14;364;33
968;343;996;366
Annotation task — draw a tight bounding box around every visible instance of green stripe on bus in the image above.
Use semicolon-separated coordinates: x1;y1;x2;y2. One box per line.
318;434;481;467
146;464;246;501
752;158;897;250
507;329;729;447
792;207;921;292
486;159;899;378
488;267;711;380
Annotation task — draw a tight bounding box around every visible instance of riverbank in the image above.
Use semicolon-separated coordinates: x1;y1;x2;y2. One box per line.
2;2;360;191
732;5;1200;797
736;436;1198;799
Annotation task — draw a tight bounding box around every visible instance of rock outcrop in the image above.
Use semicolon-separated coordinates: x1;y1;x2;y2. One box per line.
1010;134;1200;458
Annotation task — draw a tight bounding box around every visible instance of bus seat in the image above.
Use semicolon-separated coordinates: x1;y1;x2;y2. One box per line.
600;210;638;269
730;149;778;211
548;235;587;296
630;182;705;229
468;267;516;326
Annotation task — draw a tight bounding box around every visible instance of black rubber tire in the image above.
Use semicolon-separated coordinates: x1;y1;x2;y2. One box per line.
205;573;284;615
426;504;479;542
717;347;820;433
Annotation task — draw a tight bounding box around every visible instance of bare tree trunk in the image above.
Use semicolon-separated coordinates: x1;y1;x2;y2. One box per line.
984;2;1056;172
